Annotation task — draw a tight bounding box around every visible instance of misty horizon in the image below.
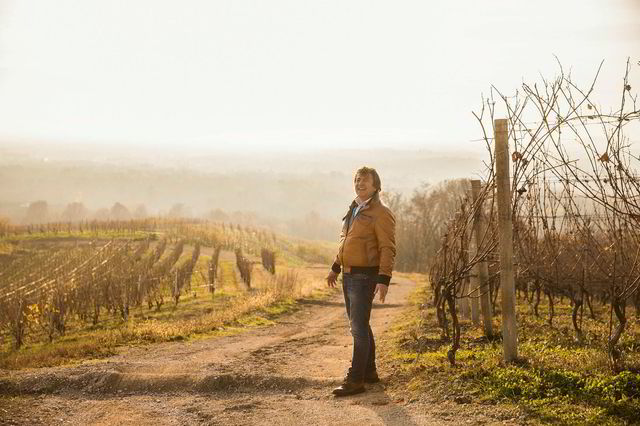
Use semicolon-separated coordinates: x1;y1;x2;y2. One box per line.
0;144;484;240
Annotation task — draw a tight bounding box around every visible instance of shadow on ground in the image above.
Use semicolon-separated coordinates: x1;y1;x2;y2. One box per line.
0;371;333;396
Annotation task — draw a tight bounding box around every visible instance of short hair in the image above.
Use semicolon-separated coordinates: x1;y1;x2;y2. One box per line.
354;166;381;192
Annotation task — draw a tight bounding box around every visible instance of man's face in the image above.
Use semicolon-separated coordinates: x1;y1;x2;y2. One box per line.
354;173;376;201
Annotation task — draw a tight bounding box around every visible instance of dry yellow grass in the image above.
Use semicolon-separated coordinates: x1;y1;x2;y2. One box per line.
0;265;333;370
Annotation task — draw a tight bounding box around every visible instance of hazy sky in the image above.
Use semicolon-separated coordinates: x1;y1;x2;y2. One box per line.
0;0;638;153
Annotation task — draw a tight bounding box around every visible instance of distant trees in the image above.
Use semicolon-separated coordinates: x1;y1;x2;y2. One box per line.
133;204;148;219
168;203;192;218
22;201;145;223
93;208;110;221
286;210;339;241
230;211;259;226
384;180;469;273
16;198;340;244
61;202;88;222
207;208;230;222
110;202;131;221
24;200;49;224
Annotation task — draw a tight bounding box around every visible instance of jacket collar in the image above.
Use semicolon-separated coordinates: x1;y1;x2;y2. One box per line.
343;191;380;220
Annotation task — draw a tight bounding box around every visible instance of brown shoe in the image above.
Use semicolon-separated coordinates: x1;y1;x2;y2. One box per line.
332;379;365;397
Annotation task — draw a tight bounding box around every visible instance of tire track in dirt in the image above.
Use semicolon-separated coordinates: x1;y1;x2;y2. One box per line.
0;276;453;425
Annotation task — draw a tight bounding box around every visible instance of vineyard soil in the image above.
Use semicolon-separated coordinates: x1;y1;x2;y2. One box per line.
0;276;519;426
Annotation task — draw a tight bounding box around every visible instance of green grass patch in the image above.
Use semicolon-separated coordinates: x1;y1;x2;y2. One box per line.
262;298;296;315
273;238;335;267
4;229;155;241
236;315;275;327
381;275;640;425
218;260;239;292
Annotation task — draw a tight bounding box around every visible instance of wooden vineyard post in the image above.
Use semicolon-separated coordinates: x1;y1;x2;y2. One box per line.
469;256;481;325
495;118;518;361
458;278;471;320
471;179;493;337
459;223;471;320
468;179;480;325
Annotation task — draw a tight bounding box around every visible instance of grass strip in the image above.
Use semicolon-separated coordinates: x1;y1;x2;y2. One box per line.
0;286;336;370
380;275;640;426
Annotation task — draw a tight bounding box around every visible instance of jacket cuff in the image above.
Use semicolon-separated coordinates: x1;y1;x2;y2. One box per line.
331;262;342;274
376;274;391;285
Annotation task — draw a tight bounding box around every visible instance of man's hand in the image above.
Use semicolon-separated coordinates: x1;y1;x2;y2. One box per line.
373;283;388;303
326;270;339;288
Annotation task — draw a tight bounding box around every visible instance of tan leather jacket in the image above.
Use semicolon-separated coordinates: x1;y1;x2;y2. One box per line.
331;193;396;285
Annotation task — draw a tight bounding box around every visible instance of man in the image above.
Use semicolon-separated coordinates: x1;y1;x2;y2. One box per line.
326;166;396;397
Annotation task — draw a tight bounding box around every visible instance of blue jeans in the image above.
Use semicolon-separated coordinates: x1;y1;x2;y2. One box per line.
342;273;377;382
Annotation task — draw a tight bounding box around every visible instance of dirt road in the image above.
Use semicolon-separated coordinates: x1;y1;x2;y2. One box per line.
0;277;514;425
